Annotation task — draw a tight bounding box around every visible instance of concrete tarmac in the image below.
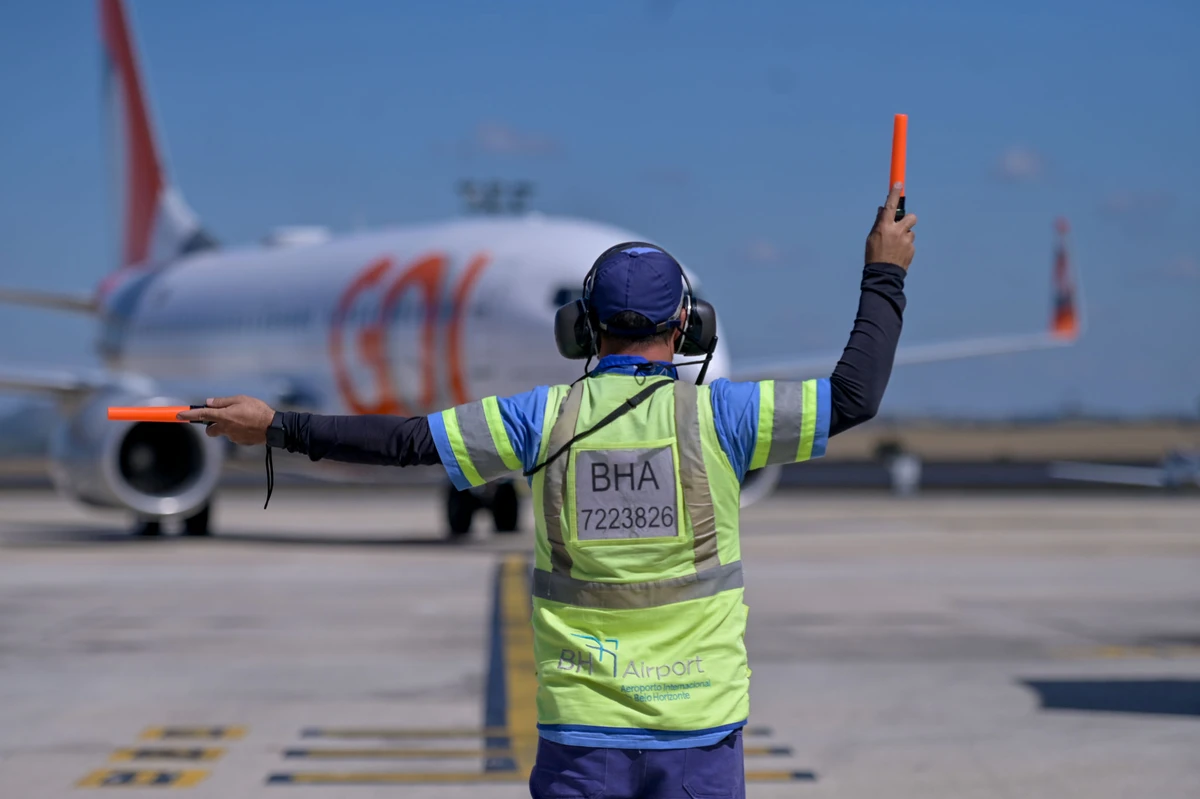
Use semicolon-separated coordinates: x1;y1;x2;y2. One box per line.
1;488;1198;798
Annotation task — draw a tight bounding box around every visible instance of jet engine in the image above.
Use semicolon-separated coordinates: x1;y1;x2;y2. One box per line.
739;464;783;508
49;391;224;518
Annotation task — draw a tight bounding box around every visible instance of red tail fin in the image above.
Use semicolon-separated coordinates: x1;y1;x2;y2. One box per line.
98;0;209;277
99;0;162;268
1051;217;1079;340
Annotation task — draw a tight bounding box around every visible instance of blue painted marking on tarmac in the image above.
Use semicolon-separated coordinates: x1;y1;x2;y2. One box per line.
483;561;516;772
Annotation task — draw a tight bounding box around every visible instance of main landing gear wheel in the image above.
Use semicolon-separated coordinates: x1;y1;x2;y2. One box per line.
444;482;523;537
446;484;479;537
183;502;212;537
491;482;520;534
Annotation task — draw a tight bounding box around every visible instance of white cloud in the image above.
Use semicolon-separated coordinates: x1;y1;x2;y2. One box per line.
993;146;1044;182
743;238;782;265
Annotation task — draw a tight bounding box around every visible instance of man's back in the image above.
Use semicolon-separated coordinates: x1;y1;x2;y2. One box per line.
528;372;751;748
429;356;833;748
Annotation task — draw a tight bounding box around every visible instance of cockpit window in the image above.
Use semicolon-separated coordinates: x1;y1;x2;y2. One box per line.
552;286;584;308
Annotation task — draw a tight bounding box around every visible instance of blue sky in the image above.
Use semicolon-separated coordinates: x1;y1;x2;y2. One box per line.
0;0;1196;417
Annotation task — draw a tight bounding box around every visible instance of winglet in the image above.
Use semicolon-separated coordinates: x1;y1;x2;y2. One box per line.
1050;216;1081;341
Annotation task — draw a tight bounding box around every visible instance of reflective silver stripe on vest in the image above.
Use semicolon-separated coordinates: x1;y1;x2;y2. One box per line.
533;560;743;610
542;383;584;575
455;401;510;480
673;382;720;571
766;381;806;465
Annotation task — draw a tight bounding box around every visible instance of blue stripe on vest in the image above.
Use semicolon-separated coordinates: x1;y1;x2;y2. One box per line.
537;720;747;750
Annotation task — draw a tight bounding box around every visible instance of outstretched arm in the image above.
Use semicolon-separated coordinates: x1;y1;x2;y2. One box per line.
279;413;440;466
828;182;916;435
176;397;441;466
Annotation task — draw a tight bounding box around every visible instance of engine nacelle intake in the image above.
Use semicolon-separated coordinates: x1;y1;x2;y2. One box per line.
49;392;224;518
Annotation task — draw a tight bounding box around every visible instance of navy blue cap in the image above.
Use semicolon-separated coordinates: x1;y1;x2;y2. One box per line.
589;246;685;333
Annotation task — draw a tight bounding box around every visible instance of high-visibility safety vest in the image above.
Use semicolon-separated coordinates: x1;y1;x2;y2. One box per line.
435;371;828;745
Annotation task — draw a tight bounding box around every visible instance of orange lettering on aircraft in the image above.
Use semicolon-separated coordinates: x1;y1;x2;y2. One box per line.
447;253;491;406
377;253;446;415
331;256;395;415
332;252;491;415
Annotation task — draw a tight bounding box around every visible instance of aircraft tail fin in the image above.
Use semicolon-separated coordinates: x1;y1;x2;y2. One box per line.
1050;217;1081;340
98;0;214;281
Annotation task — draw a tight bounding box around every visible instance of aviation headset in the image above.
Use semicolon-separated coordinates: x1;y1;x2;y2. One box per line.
523;242;720;478
553;241;719;364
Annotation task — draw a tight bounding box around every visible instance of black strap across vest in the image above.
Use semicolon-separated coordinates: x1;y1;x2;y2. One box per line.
523;379;673;478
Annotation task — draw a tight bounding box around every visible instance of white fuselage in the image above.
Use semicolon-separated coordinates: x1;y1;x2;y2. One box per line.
98;215;731;418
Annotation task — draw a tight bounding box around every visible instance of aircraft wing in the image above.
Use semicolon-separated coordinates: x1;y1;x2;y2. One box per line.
1048;462;1168;488
0;365;150;397
731;330;1076;382
733;220;1083;382
0;364;313;418
0;283;111;396
0;288;96;314
0;364;439;488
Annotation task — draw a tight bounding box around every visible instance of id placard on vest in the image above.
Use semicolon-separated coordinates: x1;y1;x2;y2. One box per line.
574;446;678;539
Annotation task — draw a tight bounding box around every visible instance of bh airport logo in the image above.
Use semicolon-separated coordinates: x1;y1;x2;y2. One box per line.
557;634;707;683
558;634;620;678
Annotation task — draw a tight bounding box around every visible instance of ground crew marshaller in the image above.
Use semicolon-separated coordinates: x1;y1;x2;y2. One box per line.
183;184;917;798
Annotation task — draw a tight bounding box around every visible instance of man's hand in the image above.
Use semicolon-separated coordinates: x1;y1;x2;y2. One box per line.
865;182;918;270
177;395;276;446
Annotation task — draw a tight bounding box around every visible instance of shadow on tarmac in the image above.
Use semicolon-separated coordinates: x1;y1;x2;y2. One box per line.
1022;678;1200;718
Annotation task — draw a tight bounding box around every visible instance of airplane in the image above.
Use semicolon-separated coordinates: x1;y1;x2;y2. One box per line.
1050;452;1200;491
0;0;1083;538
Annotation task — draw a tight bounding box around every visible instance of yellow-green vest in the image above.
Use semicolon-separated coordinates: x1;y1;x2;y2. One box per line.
530;374;748;736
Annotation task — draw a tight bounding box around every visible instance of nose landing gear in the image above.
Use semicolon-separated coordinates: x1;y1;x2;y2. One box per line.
444;480;522;538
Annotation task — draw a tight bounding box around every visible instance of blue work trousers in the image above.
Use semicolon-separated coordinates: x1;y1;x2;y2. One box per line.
529;730;745;799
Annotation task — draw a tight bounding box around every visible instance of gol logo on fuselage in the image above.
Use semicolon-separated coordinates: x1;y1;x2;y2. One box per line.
330;252;490;415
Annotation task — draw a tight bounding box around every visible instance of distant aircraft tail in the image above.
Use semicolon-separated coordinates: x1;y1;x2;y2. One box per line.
98;0;214;282
1050;217;1081;340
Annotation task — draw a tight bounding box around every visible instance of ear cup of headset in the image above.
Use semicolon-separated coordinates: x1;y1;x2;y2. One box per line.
677;298;717;356
554;299;597;359
673;295;692;354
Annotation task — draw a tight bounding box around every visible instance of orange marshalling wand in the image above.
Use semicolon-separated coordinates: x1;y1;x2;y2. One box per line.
890;113;907;220
107;406;204;423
